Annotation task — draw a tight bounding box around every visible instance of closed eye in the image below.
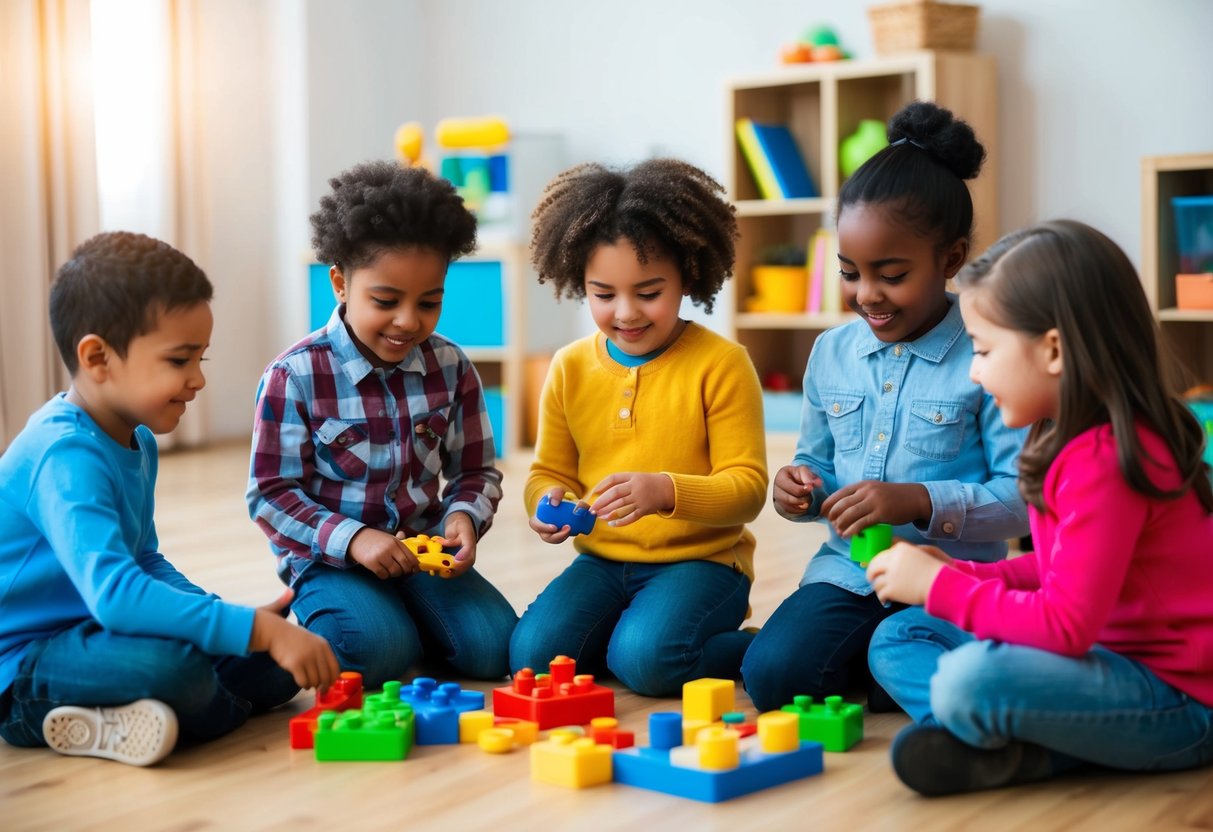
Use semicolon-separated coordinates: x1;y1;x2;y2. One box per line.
881;272;909;283
839;269;859;281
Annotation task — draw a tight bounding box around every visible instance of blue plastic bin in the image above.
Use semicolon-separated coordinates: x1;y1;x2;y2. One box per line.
1172;196;1213;274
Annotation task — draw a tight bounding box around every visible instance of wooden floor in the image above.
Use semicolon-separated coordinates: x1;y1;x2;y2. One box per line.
5;439;1213;831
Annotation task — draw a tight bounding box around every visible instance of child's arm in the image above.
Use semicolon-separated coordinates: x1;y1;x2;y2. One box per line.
246;367;363;569
249;589;340;690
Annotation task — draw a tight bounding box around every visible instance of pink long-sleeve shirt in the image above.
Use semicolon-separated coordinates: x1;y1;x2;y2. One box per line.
928;422;1213;706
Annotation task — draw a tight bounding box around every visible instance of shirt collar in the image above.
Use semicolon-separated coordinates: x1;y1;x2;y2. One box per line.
325;305;427;385
855;292;965;363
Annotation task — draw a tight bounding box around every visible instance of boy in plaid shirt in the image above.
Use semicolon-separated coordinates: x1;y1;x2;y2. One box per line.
247;161;517;688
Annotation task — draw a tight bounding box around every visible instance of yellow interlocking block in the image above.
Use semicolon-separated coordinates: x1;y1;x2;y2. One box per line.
682;678;736;724
530;732;612;788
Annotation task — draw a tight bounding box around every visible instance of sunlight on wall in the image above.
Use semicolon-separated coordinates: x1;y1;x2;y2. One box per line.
90;0;170;237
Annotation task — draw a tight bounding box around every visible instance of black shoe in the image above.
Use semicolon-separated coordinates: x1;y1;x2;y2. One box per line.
891;724;1052;796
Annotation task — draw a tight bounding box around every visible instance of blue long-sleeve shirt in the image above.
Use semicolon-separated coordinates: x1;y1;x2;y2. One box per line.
792;296;1030;595
0;395;254;693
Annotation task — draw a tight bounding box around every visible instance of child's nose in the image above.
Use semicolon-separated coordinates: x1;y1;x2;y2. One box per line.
856;276;884;306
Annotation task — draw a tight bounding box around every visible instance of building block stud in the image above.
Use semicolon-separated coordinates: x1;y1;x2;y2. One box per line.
493;656;614;729
535;499;596;536
781;694;864;752
850;523;893;565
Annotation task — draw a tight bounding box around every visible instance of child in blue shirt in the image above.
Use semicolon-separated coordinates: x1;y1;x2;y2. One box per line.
0;232;338;766
741;101;1030;712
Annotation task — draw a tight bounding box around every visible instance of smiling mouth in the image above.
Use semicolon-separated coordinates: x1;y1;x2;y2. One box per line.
616;325;648;338
382;334;413;348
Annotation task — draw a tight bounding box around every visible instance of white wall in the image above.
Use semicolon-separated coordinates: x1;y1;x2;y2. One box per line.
197;0;1213;440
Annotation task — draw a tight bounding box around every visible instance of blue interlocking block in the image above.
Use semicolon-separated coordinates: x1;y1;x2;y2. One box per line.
535;499;596;536
394;678;485;745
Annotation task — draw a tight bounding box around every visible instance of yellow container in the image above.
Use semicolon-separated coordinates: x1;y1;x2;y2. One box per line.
747;265;808;313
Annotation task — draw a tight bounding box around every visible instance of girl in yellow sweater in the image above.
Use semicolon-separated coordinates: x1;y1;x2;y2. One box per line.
510;159;769;696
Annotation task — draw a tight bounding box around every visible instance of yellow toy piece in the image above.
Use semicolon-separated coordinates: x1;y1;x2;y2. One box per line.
394;121;424;165
682;678;736;724
399;534;458;578
530;732;613;789
697;727;742;771
757;711;800;754
434;116;510;150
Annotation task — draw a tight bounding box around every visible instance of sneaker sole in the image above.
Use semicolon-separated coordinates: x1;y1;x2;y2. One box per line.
43;699;178;766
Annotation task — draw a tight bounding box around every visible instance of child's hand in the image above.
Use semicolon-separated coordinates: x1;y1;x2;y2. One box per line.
821;480;931;539
529;488;579;544
436;511;477;573
348;527;420;579
772;464;822;518
250;589;340;691
865;541;948;606
589;472;674;527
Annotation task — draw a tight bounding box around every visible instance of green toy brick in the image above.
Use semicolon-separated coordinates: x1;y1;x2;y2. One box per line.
314;695;415;762
849;523;893;564
781;695;863;752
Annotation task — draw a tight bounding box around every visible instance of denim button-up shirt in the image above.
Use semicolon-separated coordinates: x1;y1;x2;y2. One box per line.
792;295;1029;595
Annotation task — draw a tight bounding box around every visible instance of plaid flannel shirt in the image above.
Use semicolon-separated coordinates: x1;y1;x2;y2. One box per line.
246;308;502;580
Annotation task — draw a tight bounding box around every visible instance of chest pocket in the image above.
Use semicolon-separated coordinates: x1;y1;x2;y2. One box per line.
313;418;370;480
823;391;865;453
905;400;966;462
411;406;451;482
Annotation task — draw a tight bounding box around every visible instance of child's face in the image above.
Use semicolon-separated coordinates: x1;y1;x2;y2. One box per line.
961;290;1061;428
585;239;686;356
836;203;966;343
332;246;447;368
93;302;212;443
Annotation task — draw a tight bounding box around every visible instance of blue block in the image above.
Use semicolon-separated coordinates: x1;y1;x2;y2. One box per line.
612;739;824;803
395;678;485;745
535;499;596;536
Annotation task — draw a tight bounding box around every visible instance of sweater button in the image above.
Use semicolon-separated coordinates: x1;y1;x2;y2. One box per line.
619;407;631;419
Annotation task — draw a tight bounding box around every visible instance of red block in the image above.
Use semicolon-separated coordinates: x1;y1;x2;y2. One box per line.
493;656;614;729
289;672;364;749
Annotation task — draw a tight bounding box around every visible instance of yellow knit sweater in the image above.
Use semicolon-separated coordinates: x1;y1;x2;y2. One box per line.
525;323;769;581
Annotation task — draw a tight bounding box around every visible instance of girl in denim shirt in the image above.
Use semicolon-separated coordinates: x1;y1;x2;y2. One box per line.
742;101;1030;712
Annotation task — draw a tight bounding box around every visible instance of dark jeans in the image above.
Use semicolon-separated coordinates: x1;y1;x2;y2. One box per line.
0;619;298;747
742;581;904;712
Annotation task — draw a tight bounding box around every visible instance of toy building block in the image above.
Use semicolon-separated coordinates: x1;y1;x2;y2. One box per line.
459;711;539;752
720;711;758;739
535;499;596;536
289;671;364;749
395;678;485;745
682;678;736;724
530;730;613;789
493;656;614;729
314;699;415;762
850;523;893;565
612;711;823;803
399;534;460;578
781;694;864;752
589;717;634;750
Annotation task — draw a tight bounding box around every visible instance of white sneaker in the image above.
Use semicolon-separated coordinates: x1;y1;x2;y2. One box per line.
42;699;178;766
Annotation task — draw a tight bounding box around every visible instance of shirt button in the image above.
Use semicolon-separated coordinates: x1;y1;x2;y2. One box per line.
623;389;633;398
619;407;631;419
882;382;892;393
338;436;349;445
934;412;943;423
832;403;841;413
943;522;955;534
877;432;886;441
378;409;386;417
388;490;397;501
894;345;904;357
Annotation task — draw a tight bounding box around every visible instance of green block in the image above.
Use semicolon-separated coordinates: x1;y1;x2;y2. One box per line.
314;697;415;762
850;523;893;564
781;695;863;752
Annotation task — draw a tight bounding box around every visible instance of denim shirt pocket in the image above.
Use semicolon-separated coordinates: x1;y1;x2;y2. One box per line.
410;406;451;481
313;418;370;480
822;390;865;453
905;399;966;462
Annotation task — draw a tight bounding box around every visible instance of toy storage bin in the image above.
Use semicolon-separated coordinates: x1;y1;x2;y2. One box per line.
1172;195;1213;276
867;0;979;55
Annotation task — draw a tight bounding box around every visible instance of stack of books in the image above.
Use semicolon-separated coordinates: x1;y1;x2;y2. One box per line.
735;119;818;200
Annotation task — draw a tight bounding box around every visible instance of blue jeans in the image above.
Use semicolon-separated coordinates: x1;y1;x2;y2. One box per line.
869;607;1213;771
289;562;516;689
742;581;904;712
509;554;753;698
0;620;298;747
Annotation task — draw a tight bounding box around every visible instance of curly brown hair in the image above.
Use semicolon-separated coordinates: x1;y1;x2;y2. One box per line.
529;158;738;314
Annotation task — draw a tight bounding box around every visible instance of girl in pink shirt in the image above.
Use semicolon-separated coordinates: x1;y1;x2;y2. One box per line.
866;219;1213;796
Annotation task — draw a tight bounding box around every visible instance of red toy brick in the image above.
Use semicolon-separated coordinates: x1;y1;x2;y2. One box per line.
493;656;615;729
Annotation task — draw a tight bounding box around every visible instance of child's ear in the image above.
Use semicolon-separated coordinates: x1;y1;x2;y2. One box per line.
1041;327;1063;376
942;238;970;280
76;334;111;381
329;265;348;304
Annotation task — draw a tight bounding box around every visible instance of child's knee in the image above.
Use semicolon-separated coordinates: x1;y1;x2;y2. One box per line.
930;641;999;725
606;632;683;698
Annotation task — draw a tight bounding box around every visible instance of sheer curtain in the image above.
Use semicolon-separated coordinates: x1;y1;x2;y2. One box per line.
0;0;99;451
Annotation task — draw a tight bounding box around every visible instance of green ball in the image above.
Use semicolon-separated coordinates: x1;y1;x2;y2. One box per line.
802;24;839;47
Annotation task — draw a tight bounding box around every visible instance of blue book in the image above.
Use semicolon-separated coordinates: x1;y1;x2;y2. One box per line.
750;122;817;199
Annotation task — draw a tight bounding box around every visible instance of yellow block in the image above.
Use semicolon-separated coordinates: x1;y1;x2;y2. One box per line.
697;727;741;771
458;710;495;743
435;116;509;150
494;717;538;746
682;678;736;724
478;728;515;754
530;734;613;789
758;711;800;754
682;718;710;746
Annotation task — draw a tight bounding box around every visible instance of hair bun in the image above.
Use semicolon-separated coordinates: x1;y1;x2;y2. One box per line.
887;100;985;181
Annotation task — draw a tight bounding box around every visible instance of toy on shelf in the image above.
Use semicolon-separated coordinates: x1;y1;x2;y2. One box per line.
780;24;850;64
534;499;596;536
314;691;416;762
746;244;809;313
840;118;889;178
394;121;426;167
493;655;615;729
289;671;364;749
396;677;485;745
399;534;460;578
612;711;824;803
435;115;511;222
781;694;864;752
850;523;893;566
530;729;614;789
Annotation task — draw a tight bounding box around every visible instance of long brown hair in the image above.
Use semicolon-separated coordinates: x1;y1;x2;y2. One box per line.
955;219;1213;513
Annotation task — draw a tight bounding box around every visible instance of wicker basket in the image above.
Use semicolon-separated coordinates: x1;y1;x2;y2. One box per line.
867;0;980;54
